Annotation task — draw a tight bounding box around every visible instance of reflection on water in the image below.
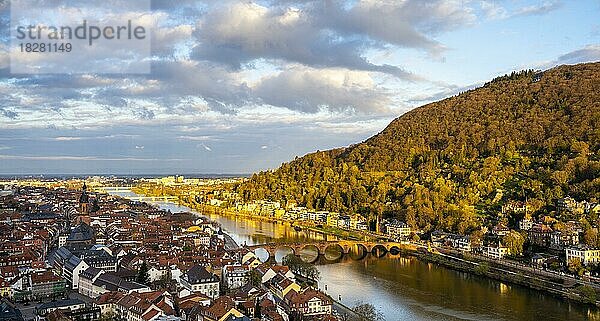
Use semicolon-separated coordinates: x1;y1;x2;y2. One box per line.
318;255;596;321
111;191;597;321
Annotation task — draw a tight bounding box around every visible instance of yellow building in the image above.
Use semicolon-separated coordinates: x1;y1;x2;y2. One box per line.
0;277;11;298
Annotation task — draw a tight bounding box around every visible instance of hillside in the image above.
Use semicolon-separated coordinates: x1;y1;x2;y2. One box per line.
236;63;600;235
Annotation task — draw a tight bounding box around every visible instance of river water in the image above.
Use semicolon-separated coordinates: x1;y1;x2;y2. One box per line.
112;191;597;321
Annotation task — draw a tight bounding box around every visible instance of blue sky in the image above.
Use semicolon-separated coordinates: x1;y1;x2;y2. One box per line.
0;0;599;175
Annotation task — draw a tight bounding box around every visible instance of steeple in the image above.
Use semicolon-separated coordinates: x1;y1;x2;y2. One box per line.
79;182;90;214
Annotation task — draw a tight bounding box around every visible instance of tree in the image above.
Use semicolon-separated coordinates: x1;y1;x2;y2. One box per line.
352;302;384;321
502;231;525;256
282;254;320;281
99;311;118;321
577;285;597;304
249;269;262;287
235;63;600;236
136;262;151;285
584;228;599;247
156;269;172;288
568;258;585;276
474;262;489;275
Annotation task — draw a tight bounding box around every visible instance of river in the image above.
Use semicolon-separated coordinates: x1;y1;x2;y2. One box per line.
111;190;597;321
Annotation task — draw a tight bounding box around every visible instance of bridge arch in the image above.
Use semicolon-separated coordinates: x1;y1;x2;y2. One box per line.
347;243;368;260
274;245;295;263
298;244;320;263
389;245;402;255
254;247;271;263
371;244;388;258
246;241;409;262
323;243;344;261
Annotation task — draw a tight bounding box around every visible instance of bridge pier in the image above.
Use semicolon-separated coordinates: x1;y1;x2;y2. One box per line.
247;240;410;262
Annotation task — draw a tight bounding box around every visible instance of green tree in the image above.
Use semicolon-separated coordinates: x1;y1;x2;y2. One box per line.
577;285;597;304
249;269;262;287
136;262;151;285
282;254;320;281
156;270;172;288
474;262;489;275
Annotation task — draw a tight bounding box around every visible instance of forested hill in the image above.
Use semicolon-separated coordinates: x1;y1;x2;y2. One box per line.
236;62;600;235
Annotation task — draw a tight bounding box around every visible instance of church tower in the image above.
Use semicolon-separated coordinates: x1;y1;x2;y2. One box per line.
79;183;90;214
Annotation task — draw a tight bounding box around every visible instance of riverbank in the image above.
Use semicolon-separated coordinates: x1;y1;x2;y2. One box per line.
416;250;600;307
128;187;600;309
204;204;600;308
110;187;597;320
185;197;372;242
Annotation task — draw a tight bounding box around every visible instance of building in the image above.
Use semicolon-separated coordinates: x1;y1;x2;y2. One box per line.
491;224;510;236
285;288;333;317
0;299;24;321
557;196;588;215
79;183;91;214
78;267;104;298
66;222;95;249
528;224;553;248
0;278;10;298
448;234;471;252
180;265;220;299
222;265;249;290
565;246;600;266
482;245;510;260
46;306;101;321
385;220;411;239
36;299;86;316
200;296;245;321
30;270;67;300
549;230;579;250
91;273;150;298
518;219;534;231
80;250;118;272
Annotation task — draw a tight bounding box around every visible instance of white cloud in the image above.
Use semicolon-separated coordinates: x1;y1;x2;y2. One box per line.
253;66;392;114
0;154;186;161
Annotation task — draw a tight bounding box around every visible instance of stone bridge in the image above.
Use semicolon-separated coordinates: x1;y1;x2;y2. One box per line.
245;240;414;261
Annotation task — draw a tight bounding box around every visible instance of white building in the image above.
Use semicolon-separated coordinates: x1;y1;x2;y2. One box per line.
385;221;411;238
179;265;219;299
482;245;509;260
222;265;249;289
566;246;600;266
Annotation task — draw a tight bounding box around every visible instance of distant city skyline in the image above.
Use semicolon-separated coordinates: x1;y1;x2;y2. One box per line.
1;0;599;174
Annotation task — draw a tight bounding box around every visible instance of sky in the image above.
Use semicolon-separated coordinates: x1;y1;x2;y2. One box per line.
0;0;599;175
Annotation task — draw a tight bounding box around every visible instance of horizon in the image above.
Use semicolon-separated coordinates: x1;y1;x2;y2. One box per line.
1;0;599;174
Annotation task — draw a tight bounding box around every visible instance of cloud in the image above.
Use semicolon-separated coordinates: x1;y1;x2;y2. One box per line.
317;0;475;56
177;135;216;141
512;1;562;17
0;154;186;161
0;107;17;119
134;106;156;120
191;1;469;78
252;66;392;114
535;45;600;69
54;136;82;141
480;0;562;20
554;45;600;65
480;1;509;20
